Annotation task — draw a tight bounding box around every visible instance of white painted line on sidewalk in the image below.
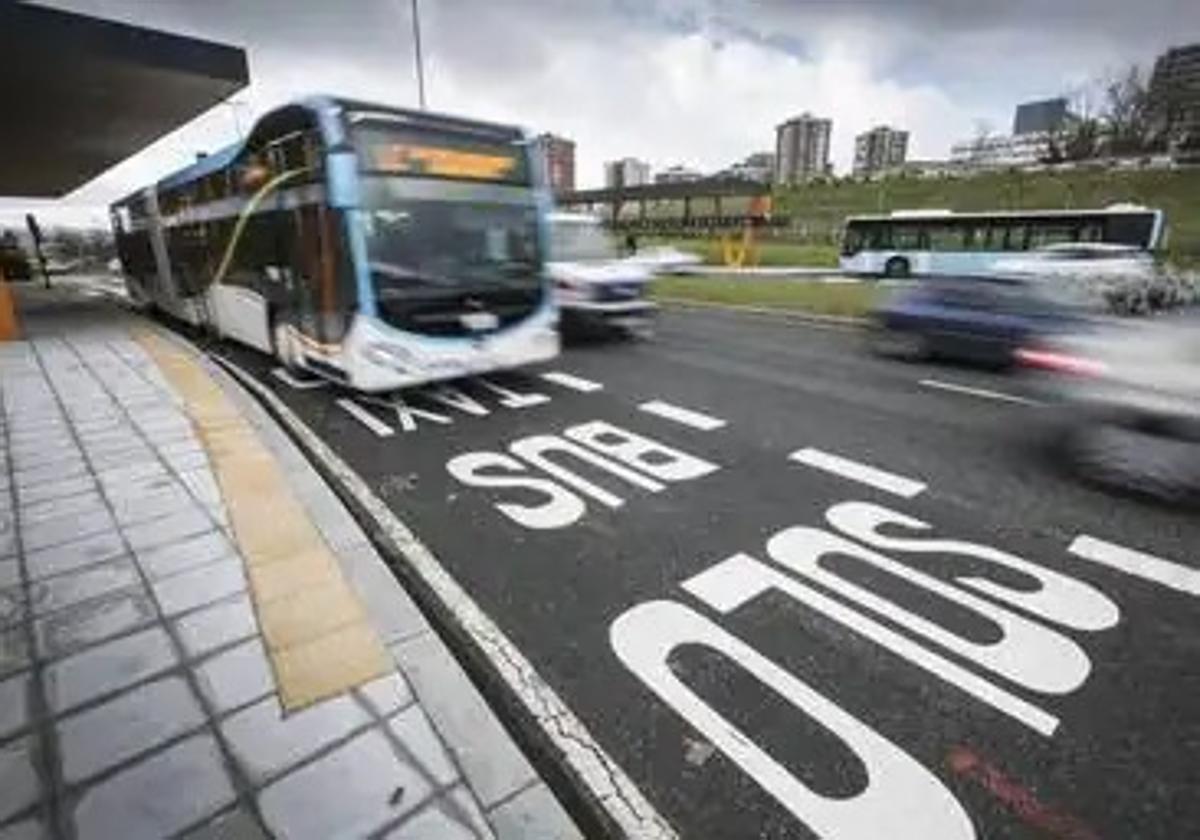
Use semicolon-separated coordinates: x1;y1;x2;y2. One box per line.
919;378;1039;406
638;400;727;431
336;398;395;437
1068;534;1199;598
271;367;327;390
540;371;604;392
789;447;927;498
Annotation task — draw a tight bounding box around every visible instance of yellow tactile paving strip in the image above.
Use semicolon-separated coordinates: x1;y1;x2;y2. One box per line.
136;331;391;711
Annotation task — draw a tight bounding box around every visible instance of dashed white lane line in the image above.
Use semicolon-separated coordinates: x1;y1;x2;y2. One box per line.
271;367;327;390
1068;535;1199;597
919;378;1040;406
540;370;604;392
336;398;395;437
789;447;927;498
638;400;728;431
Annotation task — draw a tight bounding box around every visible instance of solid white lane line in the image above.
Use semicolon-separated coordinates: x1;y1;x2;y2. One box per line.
271;367;327;390
638;400;727;431
789;447;927;498
540;371;604;392
919;378;1039;406
1068;535;1199;598
336;398;395;437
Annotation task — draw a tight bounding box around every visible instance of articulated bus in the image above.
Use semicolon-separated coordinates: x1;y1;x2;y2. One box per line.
110;97;559;391
839;205;1166;278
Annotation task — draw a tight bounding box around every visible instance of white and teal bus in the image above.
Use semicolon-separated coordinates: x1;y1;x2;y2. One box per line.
839;205;1166;278
111;96;558;392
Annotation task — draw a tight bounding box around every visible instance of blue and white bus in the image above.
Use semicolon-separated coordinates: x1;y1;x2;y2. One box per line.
111;96;558;391
839;205;1166;278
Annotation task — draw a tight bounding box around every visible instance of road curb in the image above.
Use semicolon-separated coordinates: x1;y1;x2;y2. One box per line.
654;296;870;328
208;354;677;840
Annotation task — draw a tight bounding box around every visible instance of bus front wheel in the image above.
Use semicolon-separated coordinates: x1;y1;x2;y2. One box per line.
883;257;910;278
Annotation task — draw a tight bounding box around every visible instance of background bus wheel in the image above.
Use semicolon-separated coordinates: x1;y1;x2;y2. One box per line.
884;257;910;278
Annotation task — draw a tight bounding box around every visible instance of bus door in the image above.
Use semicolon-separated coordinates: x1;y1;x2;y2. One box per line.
287;201;351;356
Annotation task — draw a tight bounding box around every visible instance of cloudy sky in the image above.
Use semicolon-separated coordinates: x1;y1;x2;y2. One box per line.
4;0;1198;228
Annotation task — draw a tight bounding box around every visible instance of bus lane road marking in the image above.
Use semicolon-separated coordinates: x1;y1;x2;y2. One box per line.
919;378;1040;406
1068;534;1200;597
789;447;927;498
638;400;727;431
540;370;604;392
336;397;396;437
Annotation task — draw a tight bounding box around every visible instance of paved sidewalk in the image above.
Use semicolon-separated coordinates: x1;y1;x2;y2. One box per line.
0;282;580;839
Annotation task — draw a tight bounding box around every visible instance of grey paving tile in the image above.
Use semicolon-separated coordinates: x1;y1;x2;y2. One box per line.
96;462;169;492
102;472;179;505
0;671;30;740
34;590;158;662
356;671;415;718
174;595;257;660
24;532;125;581
72;734;235;840
152;557;245;617
16;475;96;507
0;587;23;629
12;446;84;473
0;531;13;565
388;785;495;840
387;704;459;786
0;737;40;823
21;510;116;554
44;626;177;713
27;558;142;616
391;633;536;808
0;559;18;590
179;807;268;840
136;530;233;581
18;492;107;527
257;722;444;840
122;507;212;554
163;449;208;474
342;544;428;646
85;448;156;473
485;782;582;840
58;676;206;784
221;693;370;784
0;817;50;840
195;638;273;714
179;469;223;510
13;459;88;490
0;626;31;679
110;486;196;528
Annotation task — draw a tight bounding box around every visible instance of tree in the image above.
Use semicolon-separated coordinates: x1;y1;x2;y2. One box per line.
1100;64;1152;155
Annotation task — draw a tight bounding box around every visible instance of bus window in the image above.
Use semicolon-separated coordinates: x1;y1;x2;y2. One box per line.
892;225;922;250
841;223;865;256
1027;222;1078;249
926;224;964;251
1105;213;1155;248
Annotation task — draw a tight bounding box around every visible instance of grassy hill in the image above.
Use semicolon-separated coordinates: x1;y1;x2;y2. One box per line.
773;167;1200;264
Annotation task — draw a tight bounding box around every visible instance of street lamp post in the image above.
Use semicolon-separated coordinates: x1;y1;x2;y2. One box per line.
410;0;427;109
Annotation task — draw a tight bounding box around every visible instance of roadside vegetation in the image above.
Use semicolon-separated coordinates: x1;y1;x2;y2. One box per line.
650;276;880;318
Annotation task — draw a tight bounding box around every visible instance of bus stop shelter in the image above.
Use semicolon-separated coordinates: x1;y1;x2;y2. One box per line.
0;2;249;198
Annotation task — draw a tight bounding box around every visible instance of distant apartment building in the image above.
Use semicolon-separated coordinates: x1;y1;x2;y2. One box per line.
852;126;909;176
950;131;1053;169
1013;98;1069;135
531;133;575;193
603;157;651;189
1149;43;1200;150
654;164;704;184
775;113;831;184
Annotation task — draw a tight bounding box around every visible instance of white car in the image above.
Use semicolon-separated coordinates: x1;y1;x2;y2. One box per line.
547;212;657;336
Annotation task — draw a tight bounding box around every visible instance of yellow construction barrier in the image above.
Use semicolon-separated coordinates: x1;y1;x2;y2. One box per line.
0;268;19;341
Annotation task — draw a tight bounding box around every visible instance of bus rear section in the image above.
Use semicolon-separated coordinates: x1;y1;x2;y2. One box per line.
110;97;558;393
839;206;1165;278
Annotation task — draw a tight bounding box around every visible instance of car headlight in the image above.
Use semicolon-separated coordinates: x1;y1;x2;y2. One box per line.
363;341;416;371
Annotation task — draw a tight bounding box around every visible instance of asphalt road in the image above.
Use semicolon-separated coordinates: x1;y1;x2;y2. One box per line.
217;306;1200;840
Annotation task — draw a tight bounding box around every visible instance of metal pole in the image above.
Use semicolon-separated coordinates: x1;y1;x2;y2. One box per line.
410;0;427;109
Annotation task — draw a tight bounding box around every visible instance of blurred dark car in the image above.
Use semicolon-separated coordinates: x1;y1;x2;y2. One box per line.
868;274;1077;366
1019;312;1200;504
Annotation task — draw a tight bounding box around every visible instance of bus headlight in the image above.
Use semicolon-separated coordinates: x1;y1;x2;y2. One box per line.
364;341;417;372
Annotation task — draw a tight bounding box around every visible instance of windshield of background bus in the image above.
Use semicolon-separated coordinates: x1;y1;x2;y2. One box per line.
550;220;620;262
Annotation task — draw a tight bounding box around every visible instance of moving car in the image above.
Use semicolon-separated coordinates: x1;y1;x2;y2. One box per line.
1019;313;1200;503
547;212;657;337
868;274;1075;366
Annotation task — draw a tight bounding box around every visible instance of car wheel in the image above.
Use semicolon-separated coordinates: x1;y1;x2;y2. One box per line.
883;257;910;278
869;325;927;361
1066;421;1200;505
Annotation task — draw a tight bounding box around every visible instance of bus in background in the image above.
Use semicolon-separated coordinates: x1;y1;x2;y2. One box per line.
110;97;558;392
839;205;1165;278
